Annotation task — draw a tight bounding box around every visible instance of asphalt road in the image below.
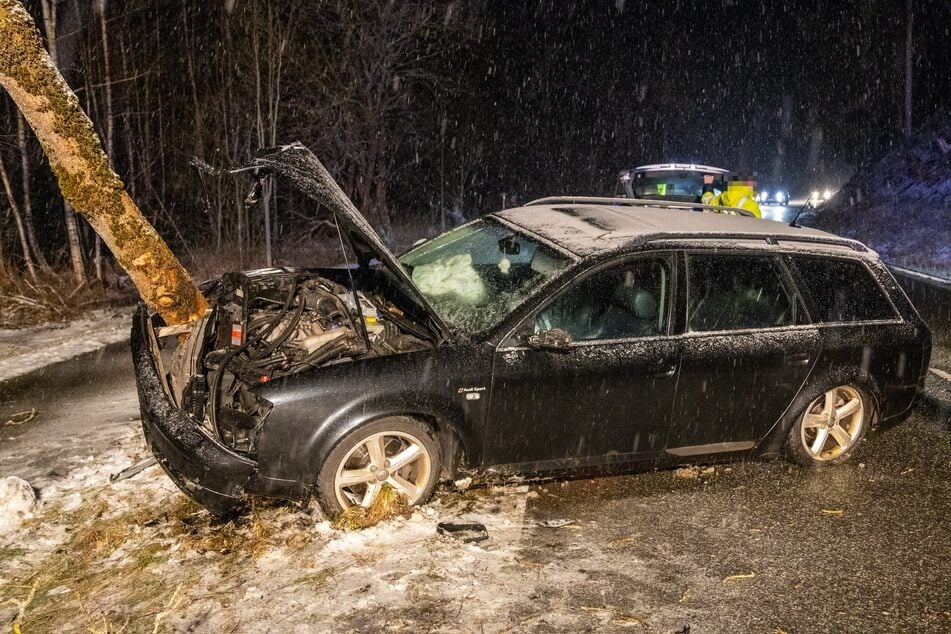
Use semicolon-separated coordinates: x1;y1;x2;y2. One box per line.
759;203;802;224
517;368;950;632
1;267;949;632
0;341;140;485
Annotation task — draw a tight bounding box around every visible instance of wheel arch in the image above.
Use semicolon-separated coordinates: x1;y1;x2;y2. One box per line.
758;365;883;458
301;392;478;487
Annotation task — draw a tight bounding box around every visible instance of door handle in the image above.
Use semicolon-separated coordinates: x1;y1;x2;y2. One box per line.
651;365;677;379
786;353;811;366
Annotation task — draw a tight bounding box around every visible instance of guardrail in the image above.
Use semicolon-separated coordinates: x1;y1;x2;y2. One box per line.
888;264;951;348
887;264;951;288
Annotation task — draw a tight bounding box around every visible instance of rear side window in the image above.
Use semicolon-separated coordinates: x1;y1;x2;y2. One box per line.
687;254;802;332
791;256;896;323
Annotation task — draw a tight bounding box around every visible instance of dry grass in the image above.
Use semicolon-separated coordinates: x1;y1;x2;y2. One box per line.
164;497;315;559
331;484;411;531
293;567;335;590
0;269;133;328
1;490;317;632
1;498;168;631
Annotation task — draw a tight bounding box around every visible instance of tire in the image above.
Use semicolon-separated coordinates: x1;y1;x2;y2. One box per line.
315;417;441;516
785;384;870;467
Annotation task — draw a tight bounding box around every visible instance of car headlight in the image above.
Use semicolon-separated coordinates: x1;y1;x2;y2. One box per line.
775;191;785;202
823;189;832;200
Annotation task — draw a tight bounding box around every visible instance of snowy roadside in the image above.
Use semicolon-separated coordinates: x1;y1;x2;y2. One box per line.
0;307;133;384
0;429;559;633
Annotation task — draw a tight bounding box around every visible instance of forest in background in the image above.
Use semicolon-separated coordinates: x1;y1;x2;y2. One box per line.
1;0;948;326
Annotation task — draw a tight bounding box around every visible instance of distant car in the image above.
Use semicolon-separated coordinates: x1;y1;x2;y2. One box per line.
810;188;835;206
616;163;729;203
756;188;790;206
133;145;932;517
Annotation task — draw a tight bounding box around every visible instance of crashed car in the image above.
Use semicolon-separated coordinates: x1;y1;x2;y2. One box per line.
133;145;932;517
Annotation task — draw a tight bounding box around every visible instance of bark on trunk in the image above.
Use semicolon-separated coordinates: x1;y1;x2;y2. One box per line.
0;0;208;324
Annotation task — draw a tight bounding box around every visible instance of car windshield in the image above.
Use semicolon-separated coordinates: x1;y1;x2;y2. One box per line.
631;170;725;202
399;219;571;335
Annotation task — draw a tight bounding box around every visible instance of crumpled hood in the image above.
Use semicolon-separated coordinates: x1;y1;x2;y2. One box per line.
242;143;451;342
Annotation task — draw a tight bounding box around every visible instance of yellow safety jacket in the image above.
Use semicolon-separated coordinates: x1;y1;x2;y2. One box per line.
701;186;762;218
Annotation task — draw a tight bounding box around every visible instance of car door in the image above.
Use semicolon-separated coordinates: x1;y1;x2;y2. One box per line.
666;251;821;456
484;253;681;470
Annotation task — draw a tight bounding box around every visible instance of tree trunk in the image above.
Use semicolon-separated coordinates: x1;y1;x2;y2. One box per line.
38;0;86;286
0;0;208;324
16;112;49;272
252;5;272;267
903;0;913;139
0;156;38;282
94;0;113;282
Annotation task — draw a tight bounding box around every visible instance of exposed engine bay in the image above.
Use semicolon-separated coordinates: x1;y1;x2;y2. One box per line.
157;270;430;455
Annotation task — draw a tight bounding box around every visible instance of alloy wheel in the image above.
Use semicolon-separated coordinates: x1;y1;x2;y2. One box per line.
800;385;865;461
333;431;433;509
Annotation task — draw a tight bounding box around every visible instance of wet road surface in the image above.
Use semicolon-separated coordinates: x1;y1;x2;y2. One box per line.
0;341;139;485
758;203;801;224
516;372;950;631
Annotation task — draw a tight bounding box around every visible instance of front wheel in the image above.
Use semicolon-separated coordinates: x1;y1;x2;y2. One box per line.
315;417;441;516
786;384;868;466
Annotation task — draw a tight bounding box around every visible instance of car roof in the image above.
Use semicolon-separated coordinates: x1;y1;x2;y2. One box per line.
491;197;871;258
627;163;729;174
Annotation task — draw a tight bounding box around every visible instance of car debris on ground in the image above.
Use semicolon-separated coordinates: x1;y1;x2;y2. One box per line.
3;409;37;427
436;522;489;543
673;465;717;479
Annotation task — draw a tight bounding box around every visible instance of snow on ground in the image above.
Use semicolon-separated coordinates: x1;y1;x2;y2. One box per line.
0;306;584;631
0;308;133;383
0;477;36;533
0;428;572;633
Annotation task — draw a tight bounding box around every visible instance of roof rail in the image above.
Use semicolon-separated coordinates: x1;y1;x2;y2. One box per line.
639;232;868;253
524;196;756;218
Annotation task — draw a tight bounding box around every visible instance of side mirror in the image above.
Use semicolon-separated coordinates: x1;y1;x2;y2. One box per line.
527;328;573;351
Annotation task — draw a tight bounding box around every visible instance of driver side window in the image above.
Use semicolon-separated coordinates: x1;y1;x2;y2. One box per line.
535;257;671;341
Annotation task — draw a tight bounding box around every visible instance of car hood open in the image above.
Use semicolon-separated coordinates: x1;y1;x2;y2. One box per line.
244;143;451;342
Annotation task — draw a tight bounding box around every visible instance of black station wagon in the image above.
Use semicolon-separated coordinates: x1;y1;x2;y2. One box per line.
133;144;932;516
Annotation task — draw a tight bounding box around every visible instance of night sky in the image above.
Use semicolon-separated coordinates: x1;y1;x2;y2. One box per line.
2;0;950;260
454;0;951;201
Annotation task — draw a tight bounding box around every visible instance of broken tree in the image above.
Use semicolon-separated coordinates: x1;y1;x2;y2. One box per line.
0;0;207;325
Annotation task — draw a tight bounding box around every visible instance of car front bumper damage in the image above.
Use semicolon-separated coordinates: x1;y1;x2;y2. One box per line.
131;306;306;515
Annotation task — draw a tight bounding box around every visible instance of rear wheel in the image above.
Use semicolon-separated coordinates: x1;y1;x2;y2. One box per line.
316;418;441;516
787;384;868;466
